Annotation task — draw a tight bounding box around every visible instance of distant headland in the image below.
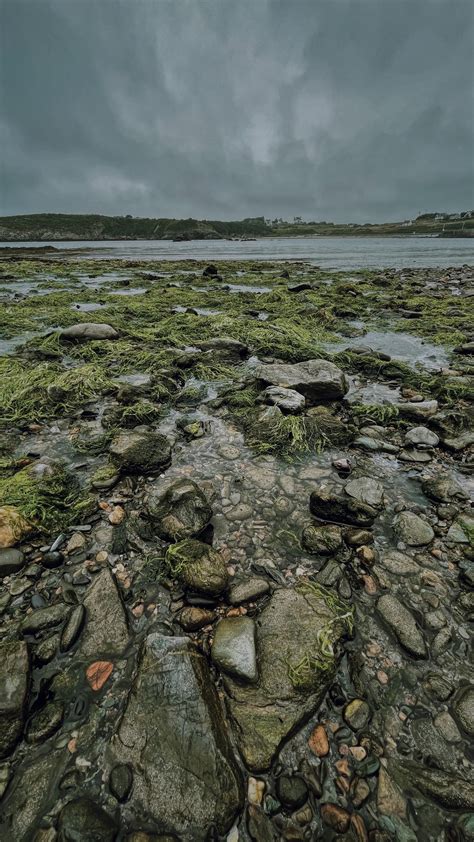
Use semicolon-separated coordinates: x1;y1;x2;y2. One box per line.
0;211;472;242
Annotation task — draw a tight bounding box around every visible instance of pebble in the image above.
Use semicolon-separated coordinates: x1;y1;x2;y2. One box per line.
276;775;308;810
108;506;125;525
320;803;350;833
248;777;265;805
344;699;371;731
66;533;86;554
308;724;329;757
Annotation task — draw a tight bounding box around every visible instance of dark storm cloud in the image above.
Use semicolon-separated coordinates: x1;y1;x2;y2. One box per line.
0;0;473;220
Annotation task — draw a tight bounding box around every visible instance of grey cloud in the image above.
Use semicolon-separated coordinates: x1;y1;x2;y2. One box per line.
0;0;473;220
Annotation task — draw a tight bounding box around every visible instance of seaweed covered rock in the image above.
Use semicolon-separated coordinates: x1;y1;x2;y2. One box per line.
60;322;119;342
110;431;171;475
165;538;229;595
195;337;248;360
146;478;212;540
257;359;349;404
302;523;343;555
223;585;352;771
108;633;244;841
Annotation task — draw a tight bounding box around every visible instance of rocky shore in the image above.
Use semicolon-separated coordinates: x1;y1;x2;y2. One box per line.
0;255;472;841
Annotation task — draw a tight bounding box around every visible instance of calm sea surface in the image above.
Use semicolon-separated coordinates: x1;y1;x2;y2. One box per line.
2;236;473;269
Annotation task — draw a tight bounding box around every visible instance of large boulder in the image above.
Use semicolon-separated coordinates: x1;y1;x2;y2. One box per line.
110;431;171;475
309;486;378;526
257;359;349;404
223;586;351;771
78;568;129;658
60;322;119;341
165;538;229;596
107;634;243;841
0;640;30;758
146;478;212;541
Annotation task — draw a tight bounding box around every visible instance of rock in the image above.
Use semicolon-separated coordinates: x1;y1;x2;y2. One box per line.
453;686;474;737
0;548;24;576
60;322;119;341
247;805;274;842
434;711;461;743
343;698;370;731
288;282;312;292
78;568;129;658
397;400;438;421
261;386;305;413
223;586;348;771
308;724;329;757
301;523;343;555
0;506;32;548
390;760;474;810
380;550;420;575
211;617;257;682
25;701;63;744
257;359;349;404
110;431;171;475
146;479;212;540
58;797;118;841
0;640;29;758
377;594;427;659
195;337;248;359
454;341;474;354
422;475;469;503
276;775;308;810
21;603;69;634
446;514;474;544
393;512;434;546
109;763;133;802
108;633;243;841
344;528;373;547
177;606;216;631
309;487;378;527
344;476;384;509
60;604;86;652
320;804;350;833
228;577;270;605
166;539;229;596
0;748;68;840
377;766;406;819
443;430;474;451
405;427;439;448
65;532;86;554
202;264;219;277
354;435;399;453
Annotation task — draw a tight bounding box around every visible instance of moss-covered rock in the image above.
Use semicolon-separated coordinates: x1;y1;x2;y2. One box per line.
165;538;228;595
147;478;212;541
109;431;171;474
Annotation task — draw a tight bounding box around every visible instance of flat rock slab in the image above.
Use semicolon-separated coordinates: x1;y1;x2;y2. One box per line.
223;586;347;772
108;633;243;841
78;568;129;658
0;640;29;758
211;616;258;682
257;359;348;404
377;594;427;659
344;477;384;509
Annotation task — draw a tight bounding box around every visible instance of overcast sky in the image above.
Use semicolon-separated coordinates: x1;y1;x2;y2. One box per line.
1;0;473;221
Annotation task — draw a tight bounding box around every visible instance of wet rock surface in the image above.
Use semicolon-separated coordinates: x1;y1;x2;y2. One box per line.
0;255;473;840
